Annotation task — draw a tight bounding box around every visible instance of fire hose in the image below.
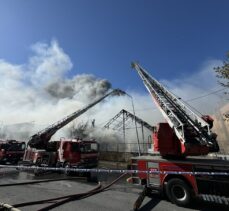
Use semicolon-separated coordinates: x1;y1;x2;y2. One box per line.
0;177;86;211
0;202;20;211
37;173;127;211
0;173;127;211
0;177;86;187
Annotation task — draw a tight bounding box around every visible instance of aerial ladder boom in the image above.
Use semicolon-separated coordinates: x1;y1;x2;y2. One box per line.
28;89;125;149
132;62;219;156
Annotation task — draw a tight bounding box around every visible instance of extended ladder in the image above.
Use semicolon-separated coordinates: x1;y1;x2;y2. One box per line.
132;62;219;151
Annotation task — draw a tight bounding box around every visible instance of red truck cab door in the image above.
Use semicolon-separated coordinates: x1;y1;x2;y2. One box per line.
60;142;80;164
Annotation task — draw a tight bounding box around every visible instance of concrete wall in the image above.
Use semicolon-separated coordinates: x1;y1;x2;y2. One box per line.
212;103;229;154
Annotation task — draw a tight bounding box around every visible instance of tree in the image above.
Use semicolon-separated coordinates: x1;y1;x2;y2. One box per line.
214;52;229;121
214;52;229;88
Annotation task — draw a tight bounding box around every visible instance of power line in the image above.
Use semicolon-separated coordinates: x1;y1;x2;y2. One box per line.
186;88;227;102
134;88;227;112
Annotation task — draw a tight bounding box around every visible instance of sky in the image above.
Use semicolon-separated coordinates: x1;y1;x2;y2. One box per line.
0;0;229;89
0;0;228;141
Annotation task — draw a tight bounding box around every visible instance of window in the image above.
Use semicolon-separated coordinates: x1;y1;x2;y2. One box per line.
80;143;98;153
71;143;80;152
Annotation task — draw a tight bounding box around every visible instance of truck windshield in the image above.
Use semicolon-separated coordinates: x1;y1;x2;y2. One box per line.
80;143;98;153
71;143;80;152
8;143;26;151
0;143;25;151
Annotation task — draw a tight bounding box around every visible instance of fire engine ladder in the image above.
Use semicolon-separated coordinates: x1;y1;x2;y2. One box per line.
132;62;218;151
28;89;126;149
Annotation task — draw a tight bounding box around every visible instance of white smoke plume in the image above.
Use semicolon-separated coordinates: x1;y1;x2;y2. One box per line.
0;40;114;141
0;40;227;150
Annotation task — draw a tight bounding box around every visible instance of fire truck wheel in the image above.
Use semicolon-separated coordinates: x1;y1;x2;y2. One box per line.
64;162;71;176
165;178;192;206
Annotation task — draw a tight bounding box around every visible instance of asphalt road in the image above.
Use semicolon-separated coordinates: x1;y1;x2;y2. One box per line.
0;168;228;211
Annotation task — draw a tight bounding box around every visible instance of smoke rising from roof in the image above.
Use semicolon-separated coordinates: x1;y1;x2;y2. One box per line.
45;75;111;101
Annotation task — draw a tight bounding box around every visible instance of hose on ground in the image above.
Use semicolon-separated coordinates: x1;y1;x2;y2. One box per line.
12;183;102;208
0;202;21;211
0;177;86;211
10;173;127;211
0;177;86;187
37;173;127;211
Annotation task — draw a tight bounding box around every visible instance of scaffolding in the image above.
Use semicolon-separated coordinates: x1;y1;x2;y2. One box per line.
104;109;155;145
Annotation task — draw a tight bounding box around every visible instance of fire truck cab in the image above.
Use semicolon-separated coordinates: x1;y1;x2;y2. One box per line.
23;138;99;169
21;89;124;172
0;140;26;164
57;138;99;168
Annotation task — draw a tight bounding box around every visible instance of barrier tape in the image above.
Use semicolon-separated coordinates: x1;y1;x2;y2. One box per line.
0;165;229;176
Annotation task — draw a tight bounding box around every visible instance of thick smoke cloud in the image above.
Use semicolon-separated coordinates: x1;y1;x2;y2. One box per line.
45;75;111;101
0;40;114;141
0;40;227;149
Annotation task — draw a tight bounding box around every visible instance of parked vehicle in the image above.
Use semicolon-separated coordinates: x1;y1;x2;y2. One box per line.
0;140;25;164
23;138;98;169
128;63;228;208
22;89;125;171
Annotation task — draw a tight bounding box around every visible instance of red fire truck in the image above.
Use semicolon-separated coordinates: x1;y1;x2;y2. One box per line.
23;138;99;170
129;63;229;208
0;140;26;164
22;89;125;172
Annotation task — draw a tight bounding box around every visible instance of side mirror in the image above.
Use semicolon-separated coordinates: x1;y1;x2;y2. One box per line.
21;144;26;150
